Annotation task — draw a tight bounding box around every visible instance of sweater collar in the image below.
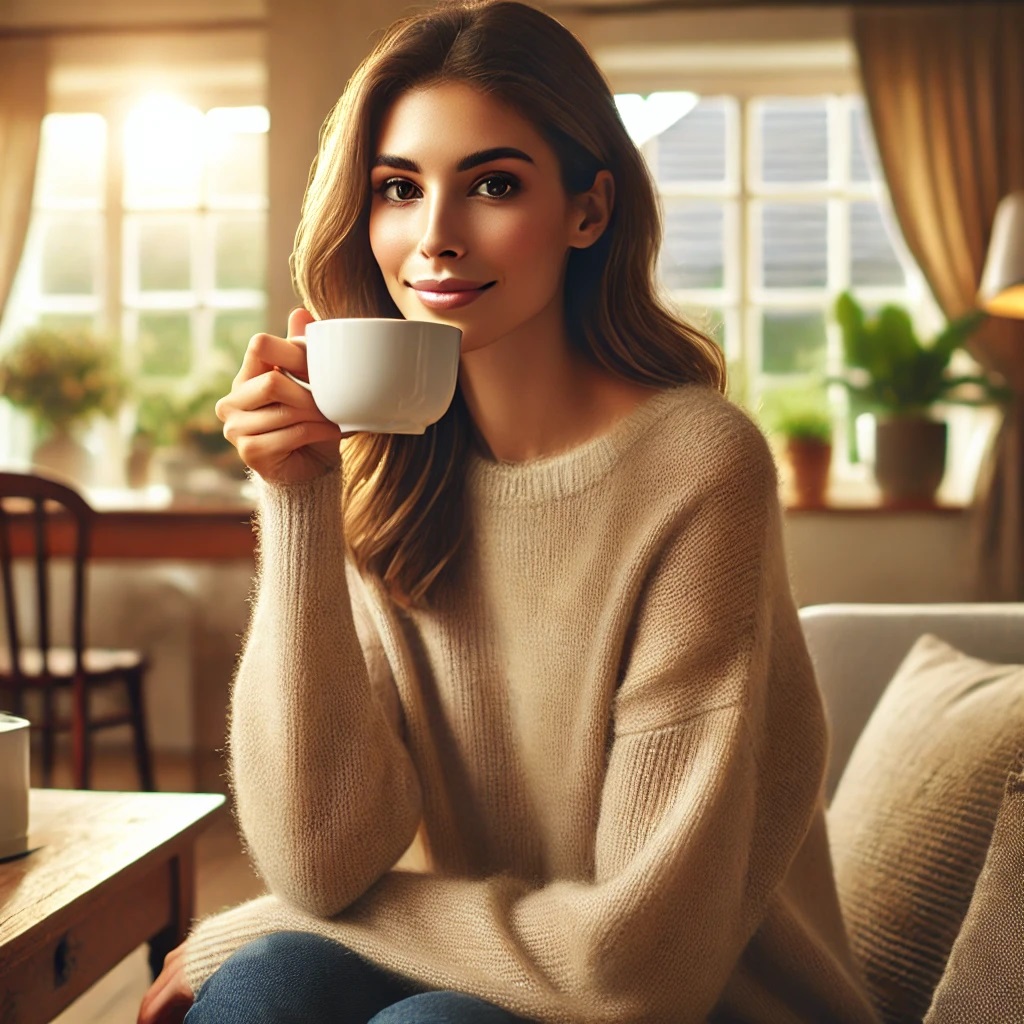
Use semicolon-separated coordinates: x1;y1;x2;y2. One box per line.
465;386;692;505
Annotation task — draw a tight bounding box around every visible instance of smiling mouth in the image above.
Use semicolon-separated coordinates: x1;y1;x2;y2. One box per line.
410;281;496;310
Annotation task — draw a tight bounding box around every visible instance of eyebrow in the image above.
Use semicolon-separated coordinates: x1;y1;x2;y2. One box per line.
371;146;536;173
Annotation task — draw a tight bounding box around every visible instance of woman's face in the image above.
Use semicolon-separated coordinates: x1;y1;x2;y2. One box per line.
368;82;597;355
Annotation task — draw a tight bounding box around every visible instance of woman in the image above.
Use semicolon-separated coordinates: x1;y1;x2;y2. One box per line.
140;2;880;1022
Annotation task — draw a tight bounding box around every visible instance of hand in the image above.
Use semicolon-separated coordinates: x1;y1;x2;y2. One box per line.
215;306;344;485
137;940;194;1024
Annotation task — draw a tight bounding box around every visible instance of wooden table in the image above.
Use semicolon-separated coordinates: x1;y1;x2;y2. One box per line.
5;485;256;561
0;788;224;1024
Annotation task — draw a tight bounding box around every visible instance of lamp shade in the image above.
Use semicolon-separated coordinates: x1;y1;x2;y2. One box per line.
978;190;1024;318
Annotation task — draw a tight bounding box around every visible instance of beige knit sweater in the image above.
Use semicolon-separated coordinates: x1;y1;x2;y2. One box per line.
184;385;880;1024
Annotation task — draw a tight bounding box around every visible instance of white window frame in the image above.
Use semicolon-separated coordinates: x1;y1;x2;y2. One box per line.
600;44;989;503
0;41;267;468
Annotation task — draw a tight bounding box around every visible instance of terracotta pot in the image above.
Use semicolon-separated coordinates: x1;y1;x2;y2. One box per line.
874;415;947;506
785;437;832;508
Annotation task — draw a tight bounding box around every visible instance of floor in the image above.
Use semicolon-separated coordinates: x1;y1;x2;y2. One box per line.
28;746;265;1024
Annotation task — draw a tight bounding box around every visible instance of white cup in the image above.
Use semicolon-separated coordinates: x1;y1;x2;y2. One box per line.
0;713;30;860
284;318;461;434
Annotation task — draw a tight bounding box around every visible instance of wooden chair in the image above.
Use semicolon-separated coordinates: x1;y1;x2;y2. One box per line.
0;471;155;790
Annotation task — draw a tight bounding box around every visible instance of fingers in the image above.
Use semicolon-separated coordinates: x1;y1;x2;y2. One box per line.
216;363;320;423
223;401;339;447
234;420;342;469
213;307;343;483
138;943;193;1024
288;305;316;339
235;333;309;387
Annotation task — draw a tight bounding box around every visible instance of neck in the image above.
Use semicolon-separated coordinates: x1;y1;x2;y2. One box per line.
458;309;656;463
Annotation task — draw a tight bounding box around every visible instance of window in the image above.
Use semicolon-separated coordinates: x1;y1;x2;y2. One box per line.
616;90;945;483
1;94;268;462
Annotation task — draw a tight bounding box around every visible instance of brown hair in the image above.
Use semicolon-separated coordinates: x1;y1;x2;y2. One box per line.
292;0;726;608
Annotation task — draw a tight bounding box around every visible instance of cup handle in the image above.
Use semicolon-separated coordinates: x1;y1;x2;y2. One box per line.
279;336;312;391
280;368;312;392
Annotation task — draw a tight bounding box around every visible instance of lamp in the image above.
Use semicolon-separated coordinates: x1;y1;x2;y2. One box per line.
978;190;1024;318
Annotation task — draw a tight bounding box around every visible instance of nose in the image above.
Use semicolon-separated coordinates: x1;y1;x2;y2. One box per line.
418;193;466;260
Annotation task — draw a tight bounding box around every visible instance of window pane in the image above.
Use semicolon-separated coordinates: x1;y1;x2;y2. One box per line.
40;215;100;295
850;103;882;183
761;309;827;374
38;313;100;333
206;107;269;202
133;218;193;292
124;96;204;209
758;99;828;184
214;309;264;362
37;113;106;206
137;312;192;377
850;200;906;287
662;201;725;289
213;215;265;291
760;202;828;288
654;98;728;183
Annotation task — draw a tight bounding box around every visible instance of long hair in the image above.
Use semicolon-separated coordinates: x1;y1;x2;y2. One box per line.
291;0;726;608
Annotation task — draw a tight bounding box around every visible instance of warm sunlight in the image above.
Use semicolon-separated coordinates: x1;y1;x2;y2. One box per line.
124;93;205;208
614;90;699;146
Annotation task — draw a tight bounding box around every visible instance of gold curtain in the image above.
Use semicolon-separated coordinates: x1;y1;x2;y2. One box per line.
853;3;1024;600
0;38;47;325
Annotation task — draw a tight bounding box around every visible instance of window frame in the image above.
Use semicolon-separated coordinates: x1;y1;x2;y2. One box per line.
601;50;963;495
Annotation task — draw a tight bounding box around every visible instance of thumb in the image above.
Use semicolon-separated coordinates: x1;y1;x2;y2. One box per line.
287;306;316;339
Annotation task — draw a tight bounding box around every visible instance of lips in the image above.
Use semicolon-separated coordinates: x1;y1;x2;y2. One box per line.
409;278;495;311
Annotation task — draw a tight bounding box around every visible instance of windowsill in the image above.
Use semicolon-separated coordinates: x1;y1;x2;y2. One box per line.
783;496;969;515
781;476;970;515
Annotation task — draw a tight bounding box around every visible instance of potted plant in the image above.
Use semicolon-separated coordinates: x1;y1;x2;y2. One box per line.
831;291;996;506
0;325;126;484
761;386;833;508
133;375;242;491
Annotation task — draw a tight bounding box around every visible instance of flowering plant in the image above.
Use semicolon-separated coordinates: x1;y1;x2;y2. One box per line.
0;326;127;432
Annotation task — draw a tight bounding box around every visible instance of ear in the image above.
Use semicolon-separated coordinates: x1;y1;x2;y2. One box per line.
568;169;615;250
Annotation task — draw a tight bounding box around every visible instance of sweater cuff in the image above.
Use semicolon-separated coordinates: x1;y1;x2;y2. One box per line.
183;895;316;994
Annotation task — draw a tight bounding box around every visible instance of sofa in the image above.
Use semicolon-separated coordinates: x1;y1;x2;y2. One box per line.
798;603;1024;1024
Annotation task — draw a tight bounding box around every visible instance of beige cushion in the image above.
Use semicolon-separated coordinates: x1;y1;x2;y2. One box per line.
924;750;1024;1023
827;634;1024;1024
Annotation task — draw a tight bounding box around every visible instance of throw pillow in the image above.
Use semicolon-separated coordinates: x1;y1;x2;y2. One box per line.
923;750;1024;1023
826;634;1024;1024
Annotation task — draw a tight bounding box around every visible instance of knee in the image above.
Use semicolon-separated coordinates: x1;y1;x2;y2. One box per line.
204;930;338;983
188;931;342;1023
370;990;526;1024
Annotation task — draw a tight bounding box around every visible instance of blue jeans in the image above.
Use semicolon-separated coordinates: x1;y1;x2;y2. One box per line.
185;931;531;1023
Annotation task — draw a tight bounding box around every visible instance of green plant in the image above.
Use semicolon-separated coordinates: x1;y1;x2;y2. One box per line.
0;326;126;432
135;376;234;456
760;386;833;444
832;291;994;416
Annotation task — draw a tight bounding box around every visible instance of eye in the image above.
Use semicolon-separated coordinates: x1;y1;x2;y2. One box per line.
378;178;421;203
473;174;519;199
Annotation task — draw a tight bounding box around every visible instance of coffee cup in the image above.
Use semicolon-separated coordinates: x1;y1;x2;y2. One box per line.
0;712;29;860
283;318;461;435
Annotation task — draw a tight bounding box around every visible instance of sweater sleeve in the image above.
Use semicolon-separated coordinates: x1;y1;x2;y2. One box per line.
226;468;421;915
185;438;832;1023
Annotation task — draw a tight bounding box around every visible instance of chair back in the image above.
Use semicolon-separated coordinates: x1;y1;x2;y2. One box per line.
0;471;95;690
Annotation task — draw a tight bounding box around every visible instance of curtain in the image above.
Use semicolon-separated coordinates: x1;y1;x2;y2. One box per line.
853;3;1024;600
0;38;48;327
